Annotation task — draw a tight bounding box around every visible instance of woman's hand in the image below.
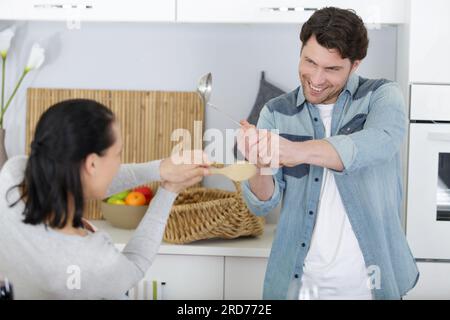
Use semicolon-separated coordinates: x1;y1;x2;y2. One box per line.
161;177;200;194
159;150;210;193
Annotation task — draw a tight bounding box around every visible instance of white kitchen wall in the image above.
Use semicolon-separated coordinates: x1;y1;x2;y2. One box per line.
0;21;398;215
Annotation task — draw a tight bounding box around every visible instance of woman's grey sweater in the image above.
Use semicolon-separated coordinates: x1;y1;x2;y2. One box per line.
0;155;177;299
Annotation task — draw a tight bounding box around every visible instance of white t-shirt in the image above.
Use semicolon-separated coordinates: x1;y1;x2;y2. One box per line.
299;103;373;300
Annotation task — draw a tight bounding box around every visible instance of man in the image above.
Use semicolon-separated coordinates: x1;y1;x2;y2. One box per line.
238;7;418;300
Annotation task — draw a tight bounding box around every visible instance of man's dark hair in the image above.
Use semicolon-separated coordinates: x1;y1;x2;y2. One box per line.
300;7;369;62
8;99;116;229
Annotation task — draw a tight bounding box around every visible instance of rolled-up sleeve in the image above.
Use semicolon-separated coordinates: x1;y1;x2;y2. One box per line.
242;168;284;216
325;83;406;175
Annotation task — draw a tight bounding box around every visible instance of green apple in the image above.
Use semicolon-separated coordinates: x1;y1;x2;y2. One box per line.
107;198;126;205
111;190;130;201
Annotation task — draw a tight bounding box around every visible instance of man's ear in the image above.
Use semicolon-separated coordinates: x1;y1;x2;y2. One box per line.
351;60;361;73
83;153;98;176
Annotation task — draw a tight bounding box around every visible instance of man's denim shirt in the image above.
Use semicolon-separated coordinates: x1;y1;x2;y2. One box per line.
242;74;419;300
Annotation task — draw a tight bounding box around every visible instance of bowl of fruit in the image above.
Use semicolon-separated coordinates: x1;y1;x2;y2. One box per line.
101;186;153;229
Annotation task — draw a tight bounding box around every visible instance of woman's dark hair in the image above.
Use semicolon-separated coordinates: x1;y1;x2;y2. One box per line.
300;7;369;62
10;99;116;229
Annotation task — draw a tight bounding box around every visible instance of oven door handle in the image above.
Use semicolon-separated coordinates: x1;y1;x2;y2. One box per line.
428;132;450;141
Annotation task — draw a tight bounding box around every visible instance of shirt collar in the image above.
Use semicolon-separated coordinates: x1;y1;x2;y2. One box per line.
345;73;359;97
296;73;359;108
296;85;306;107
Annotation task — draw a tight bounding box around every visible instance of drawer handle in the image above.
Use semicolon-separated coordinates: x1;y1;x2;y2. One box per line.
260;7;318;12
428;132;450;142
33;3;94;10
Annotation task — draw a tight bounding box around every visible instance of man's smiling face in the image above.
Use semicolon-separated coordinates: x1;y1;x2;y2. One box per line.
299;35;360;105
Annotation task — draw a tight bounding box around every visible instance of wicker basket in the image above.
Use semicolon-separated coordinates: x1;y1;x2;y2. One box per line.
163;175;265;244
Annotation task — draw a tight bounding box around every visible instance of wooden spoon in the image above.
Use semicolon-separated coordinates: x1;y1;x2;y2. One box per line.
209;162;257;182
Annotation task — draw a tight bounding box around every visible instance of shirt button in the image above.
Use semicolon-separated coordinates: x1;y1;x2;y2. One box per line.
301;243;306;247
314;117;318;122
309;211;314;215
314;178;319;182
294;274;299;279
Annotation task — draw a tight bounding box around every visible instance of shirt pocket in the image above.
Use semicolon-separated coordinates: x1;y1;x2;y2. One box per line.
280;133;312;179
338;113;367;135
283;164;310;179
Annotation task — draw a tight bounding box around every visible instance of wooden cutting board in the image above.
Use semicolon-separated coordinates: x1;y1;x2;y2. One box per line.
26;88;204;220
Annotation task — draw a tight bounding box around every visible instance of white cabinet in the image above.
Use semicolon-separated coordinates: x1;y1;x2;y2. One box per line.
177;0;407;24
0;0;407;24
409;0;450;83
410;85;450;121
224;257;268;300
404;262;450;300
99;220;273;300
140;254;224;300
132;255;269;300
0;0;176;22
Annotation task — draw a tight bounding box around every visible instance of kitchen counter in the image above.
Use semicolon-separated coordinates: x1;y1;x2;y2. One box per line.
90;220;275;258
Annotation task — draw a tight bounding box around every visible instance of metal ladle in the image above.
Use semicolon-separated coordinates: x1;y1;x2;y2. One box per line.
197;73;241;126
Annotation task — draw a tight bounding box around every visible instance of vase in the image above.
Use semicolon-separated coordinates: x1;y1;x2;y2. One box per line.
0;128;7;171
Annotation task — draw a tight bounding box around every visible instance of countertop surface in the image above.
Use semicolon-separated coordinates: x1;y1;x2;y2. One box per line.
90;220;275;258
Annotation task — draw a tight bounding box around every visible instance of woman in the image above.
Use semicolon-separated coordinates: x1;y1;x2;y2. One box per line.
0;99;209;299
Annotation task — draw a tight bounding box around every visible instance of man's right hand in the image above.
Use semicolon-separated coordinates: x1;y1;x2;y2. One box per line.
237;120;280;170
237;120;276;201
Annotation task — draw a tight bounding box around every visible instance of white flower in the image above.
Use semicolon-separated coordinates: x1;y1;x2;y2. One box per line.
0;26;15;58
25;43;45;72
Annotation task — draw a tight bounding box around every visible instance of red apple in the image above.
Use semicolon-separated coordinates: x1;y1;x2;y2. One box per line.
133;186;153;204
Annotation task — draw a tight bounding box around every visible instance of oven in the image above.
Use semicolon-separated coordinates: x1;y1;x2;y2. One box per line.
406;84;450;260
